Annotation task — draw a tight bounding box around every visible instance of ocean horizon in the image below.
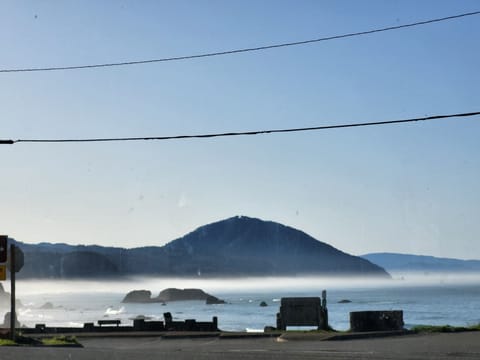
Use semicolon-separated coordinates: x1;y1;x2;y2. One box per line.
2;273;480;332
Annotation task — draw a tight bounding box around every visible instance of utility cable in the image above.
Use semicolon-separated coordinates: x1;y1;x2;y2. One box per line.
1;111;478;145
0;11;479;73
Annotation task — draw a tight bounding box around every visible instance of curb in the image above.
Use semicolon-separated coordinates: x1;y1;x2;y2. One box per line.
326;330;413;341
31;329;414;342
278;330;413;342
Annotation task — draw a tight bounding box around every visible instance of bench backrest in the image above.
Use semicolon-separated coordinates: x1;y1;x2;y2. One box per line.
98;320;121;325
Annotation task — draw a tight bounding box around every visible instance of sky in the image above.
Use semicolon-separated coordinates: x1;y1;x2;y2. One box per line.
1;0;479;259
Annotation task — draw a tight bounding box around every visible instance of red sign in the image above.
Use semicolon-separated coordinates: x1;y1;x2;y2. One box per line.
0;265;5;280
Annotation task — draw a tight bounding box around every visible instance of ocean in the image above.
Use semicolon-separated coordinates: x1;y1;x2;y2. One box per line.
4;273;480;332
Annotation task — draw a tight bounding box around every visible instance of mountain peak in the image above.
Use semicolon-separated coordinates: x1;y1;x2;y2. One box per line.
163;216;389;277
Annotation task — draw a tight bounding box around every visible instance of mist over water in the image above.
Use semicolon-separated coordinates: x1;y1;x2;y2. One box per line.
2;273;480;331
9;272;480;296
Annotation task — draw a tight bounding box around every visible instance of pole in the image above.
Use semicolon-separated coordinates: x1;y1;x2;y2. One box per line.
10;244;15;341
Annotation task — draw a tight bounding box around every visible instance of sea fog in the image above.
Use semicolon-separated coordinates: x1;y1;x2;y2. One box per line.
2;273;480;331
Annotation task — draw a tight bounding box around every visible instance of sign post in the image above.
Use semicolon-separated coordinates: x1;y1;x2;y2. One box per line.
6;243;24;341
10;243;15;341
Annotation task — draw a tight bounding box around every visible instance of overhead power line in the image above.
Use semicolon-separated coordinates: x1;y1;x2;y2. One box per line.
1;111;478;145
1;11;479;73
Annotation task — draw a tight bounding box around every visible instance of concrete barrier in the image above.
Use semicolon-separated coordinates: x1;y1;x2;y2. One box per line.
276;292;328;330
350;310;404;332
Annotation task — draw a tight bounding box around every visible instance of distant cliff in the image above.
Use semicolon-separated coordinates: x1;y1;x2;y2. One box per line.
362;253;480;273
10;216;389;278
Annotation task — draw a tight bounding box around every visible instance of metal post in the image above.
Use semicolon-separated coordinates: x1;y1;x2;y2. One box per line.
321;290;328;330
10;244;15;341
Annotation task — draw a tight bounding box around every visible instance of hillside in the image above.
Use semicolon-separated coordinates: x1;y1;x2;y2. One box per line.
161;216;389;277
362;253;480;273
10;216;389;278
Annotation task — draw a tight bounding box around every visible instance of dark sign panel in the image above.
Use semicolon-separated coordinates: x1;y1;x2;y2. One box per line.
0;236;7;263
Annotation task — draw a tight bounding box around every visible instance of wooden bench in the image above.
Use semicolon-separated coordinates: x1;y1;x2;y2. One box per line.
97;319;121;327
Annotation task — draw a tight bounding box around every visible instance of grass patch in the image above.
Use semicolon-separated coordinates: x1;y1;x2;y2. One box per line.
411;324;480;333
0;338;17;346
41;336;79;346
0;335;80;347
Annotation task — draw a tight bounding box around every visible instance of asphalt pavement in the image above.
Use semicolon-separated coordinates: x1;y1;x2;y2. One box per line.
0;331;479;359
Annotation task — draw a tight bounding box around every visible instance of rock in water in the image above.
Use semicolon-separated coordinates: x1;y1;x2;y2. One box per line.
156;288;209;302
122;288;226;304
39;302;55;309
156;288;225;303
122;290;153;303
206;295;226;305
2;312;21;328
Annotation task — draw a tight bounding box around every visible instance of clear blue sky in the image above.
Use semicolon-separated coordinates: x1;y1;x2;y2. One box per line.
1;0;479;259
